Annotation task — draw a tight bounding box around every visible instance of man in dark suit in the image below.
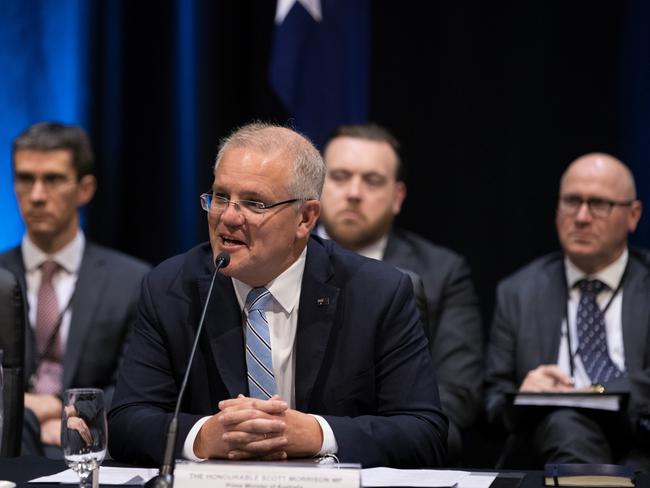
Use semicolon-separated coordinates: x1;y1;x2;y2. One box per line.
0;122;150;457
485;153;650;470
108;122;448;468
317;123;483;461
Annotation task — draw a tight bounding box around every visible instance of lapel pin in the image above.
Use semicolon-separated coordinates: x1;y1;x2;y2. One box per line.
316;297;330;306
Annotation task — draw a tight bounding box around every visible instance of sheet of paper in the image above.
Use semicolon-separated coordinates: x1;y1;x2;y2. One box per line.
30;466;158;485
32;466;493;488
458;473;498;488
362;467;470;487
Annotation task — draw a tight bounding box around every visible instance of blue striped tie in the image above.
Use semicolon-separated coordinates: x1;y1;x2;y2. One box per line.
245;287;276;399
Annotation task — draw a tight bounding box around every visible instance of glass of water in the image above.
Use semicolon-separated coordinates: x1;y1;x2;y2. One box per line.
61;388;107;488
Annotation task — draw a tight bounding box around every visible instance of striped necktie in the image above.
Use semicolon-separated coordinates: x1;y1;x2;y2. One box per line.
245;287;276;399
33;260;64;394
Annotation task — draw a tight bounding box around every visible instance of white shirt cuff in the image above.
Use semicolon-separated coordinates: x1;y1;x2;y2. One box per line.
182;416;212;461
311;414;338;455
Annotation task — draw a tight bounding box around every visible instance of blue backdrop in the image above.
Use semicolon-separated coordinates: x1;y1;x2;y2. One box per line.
0;0;90;251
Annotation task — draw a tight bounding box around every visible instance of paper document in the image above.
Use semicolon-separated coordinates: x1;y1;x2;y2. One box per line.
30;467;158;485
362;468;470;487
459;473;499;488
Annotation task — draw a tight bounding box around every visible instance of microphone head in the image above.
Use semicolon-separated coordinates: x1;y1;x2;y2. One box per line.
215;252;230;269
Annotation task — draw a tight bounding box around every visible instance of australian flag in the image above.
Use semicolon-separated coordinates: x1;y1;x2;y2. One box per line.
269;0;370;149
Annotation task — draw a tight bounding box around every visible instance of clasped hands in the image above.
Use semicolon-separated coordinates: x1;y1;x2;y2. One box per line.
194;394;323;461
25;392;64;446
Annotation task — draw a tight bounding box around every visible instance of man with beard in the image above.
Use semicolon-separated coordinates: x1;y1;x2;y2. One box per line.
317;123;483;463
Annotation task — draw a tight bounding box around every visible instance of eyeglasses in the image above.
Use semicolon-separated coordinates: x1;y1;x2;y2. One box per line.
559;195;635;218
14;173;74;194
200;193;301;216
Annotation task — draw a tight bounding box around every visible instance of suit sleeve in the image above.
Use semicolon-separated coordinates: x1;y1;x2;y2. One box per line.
322;273;448;468
103;261;150;410
428;256;484;429
485;280;521;431
107;273;204;467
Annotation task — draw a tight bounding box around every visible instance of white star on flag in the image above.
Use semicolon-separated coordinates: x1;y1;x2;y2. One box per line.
275;0;322;24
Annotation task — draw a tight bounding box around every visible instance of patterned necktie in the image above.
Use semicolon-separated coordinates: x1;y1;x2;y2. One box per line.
245;287;276;399
33;260;64;394
576;279;625;384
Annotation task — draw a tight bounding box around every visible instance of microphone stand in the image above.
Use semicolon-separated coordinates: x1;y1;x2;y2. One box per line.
145;252;230;488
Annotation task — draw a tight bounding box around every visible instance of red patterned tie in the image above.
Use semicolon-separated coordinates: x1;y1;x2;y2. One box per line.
33;260;64;395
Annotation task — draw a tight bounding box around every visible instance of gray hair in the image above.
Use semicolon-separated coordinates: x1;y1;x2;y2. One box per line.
214;122;325;199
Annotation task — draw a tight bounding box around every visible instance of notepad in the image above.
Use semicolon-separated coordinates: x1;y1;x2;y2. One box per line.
544;463;635;487
512;392;625;411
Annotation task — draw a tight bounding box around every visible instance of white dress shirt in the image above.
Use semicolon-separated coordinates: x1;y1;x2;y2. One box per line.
22;231;85;353
183;247;338;459
557;249;627;387
316;225;387;261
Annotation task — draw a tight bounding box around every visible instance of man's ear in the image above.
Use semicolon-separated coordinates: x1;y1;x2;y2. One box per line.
392;181;406;215
76;174;97;207
627;200;642;232
296;200;321;239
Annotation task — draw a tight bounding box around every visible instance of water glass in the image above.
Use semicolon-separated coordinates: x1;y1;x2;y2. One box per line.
61;388;107;488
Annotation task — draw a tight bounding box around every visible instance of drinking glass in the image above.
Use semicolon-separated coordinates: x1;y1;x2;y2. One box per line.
61;388;107;488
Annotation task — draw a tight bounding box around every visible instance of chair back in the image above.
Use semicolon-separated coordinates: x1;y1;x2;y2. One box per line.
0;267;25;456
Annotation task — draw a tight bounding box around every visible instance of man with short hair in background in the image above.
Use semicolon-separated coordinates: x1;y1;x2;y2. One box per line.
0;122;150;457
317;123;483;462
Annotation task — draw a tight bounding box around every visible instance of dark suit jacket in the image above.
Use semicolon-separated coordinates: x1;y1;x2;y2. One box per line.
108;236;448;468
0;241;151;407
485;249;650;435
383;229;484;430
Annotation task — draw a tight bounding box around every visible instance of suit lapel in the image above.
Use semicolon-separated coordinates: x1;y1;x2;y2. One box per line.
621;254;650;373
383;232;410;266
63;244;105;389
537;258;567;364
294;239;339;411
201;272;248;398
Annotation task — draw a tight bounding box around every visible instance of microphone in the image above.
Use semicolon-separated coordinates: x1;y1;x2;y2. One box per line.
145;251;230;488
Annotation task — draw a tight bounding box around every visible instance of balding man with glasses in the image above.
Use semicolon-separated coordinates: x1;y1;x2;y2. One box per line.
108;122;448;468
485;153;650;470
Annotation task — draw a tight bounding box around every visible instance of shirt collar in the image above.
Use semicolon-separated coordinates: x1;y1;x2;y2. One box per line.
565;248;628;291
22;231;85;274
316;224;388;261
232;246;307;314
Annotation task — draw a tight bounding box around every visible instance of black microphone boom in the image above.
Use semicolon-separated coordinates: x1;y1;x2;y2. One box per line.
145;252;230;488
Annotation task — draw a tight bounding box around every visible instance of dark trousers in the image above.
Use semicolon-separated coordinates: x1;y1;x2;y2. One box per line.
499;408;650;472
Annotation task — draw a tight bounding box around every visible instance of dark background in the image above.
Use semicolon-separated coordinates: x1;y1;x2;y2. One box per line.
82;1;650;325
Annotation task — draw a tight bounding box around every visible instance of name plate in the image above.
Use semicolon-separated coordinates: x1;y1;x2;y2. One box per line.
174;460;361;488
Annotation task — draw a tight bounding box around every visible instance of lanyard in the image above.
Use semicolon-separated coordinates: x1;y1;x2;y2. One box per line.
564;265;627;378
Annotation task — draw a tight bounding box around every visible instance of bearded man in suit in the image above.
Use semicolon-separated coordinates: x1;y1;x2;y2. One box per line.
317;123;483;462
